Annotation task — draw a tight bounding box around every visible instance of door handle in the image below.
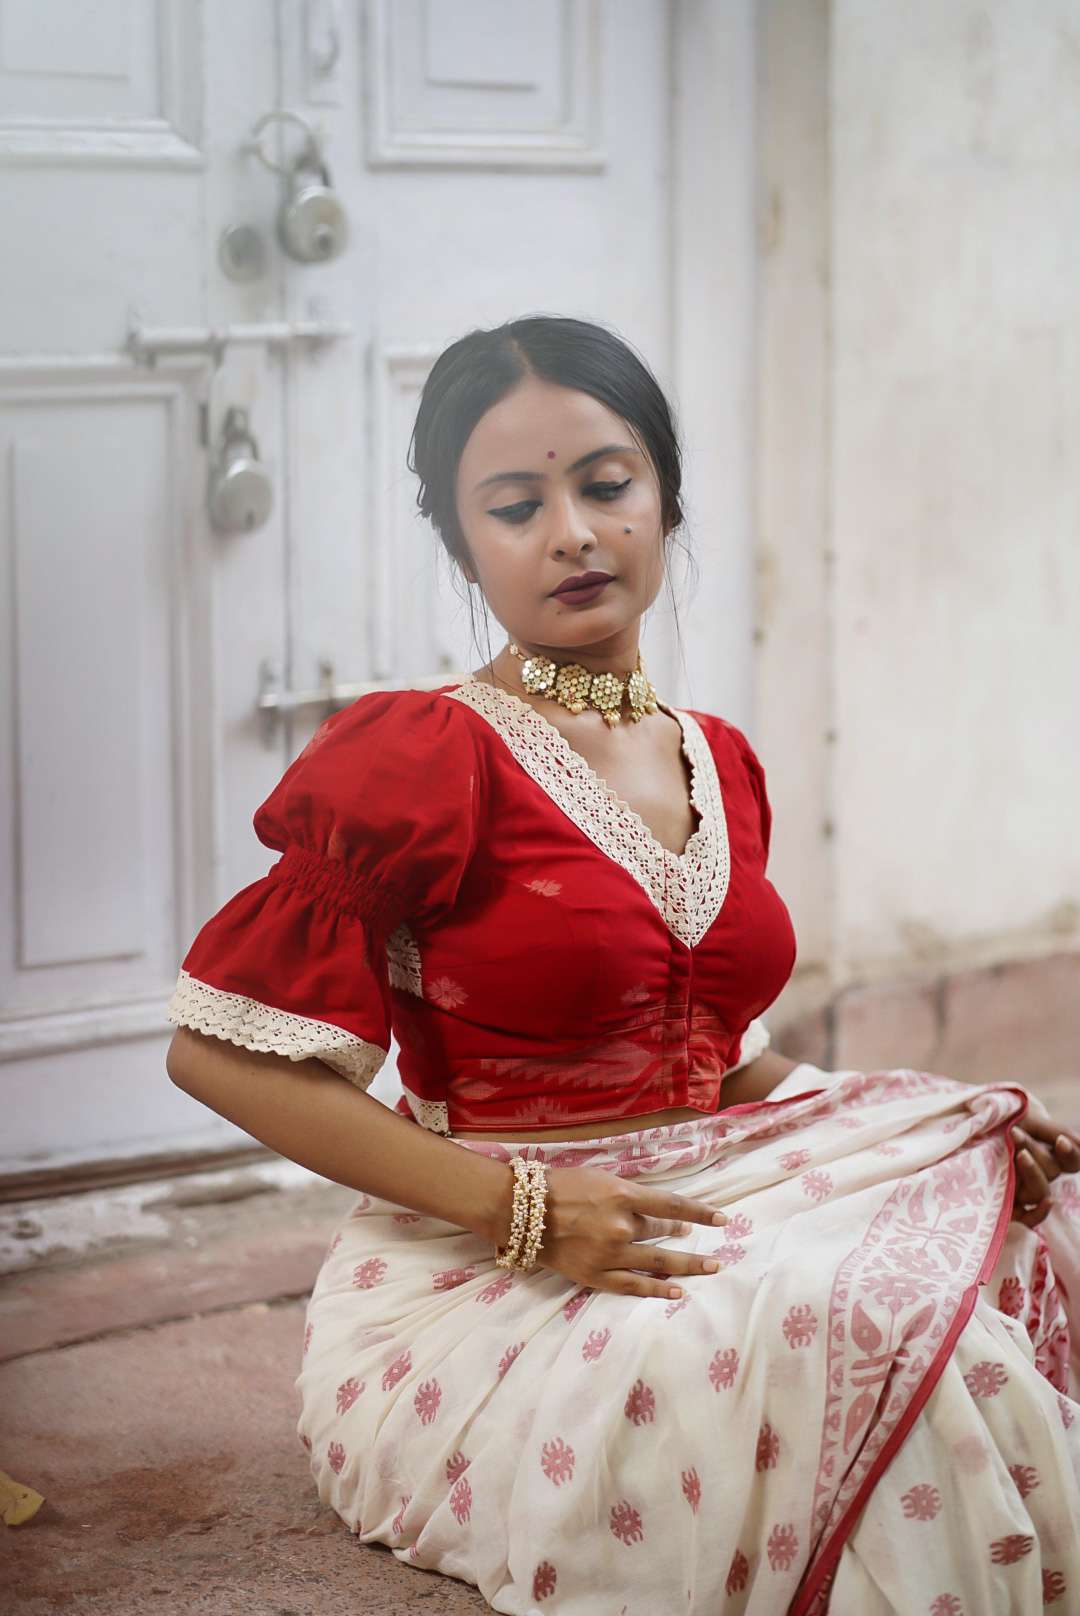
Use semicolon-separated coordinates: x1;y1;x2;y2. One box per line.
256;658;465;745
126;318;352;365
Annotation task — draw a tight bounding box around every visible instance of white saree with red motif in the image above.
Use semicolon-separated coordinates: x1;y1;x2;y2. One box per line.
295;1068;1080;1614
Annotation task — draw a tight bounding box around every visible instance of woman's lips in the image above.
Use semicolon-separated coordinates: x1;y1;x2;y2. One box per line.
551;577;614;604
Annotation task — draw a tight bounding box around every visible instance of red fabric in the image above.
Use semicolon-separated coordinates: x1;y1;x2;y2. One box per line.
176;683;797;1130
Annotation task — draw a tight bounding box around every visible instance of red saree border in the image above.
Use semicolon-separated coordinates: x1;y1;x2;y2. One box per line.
790;1083;1030;1616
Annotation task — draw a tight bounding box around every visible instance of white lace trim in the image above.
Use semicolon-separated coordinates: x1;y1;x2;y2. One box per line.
401;1087;451;1134
724;1015;771;1074
386;922;423;996
167;969;387;1090
443;677;730;950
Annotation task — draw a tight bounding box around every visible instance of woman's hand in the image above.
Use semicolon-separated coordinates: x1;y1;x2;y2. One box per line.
1010;1096;1080;1229
534;1165;730;1299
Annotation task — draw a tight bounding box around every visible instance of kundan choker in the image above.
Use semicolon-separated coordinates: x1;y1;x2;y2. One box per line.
507;640;660;728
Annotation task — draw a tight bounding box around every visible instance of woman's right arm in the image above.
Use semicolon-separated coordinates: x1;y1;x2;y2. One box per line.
166;1027;728;1298
166;1026;516;1245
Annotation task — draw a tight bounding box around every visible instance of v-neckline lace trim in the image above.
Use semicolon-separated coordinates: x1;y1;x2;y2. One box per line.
442;675;730;950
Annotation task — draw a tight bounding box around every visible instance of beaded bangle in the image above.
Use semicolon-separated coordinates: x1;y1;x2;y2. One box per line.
494;1158;549;1272
518;1160;548;1271
494;1157;533;1269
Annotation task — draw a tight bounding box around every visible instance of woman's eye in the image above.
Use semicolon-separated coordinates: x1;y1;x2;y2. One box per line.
489;500;539;525
488;479;631;525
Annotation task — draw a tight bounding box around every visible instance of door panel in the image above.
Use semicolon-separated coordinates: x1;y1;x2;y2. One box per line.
6;389;178;980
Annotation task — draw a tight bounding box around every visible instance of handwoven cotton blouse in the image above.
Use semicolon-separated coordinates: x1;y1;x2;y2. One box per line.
167;676;798;1134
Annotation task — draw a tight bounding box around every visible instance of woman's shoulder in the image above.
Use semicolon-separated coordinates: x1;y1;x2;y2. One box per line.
306;680;473;745
678;704;764;765
297;678;478;759
253;683;479;854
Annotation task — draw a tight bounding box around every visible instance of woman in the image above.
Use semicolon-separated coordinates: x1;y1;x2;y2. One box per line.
166;316;1080;1614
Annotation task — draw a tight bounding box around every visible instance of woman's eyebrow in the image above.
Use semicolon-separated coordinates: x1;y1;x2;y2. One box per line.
473;443;640;493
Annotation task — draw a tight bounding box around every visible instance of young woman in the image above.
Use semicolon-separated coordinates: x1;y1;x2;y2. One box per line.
166;316;1080;1614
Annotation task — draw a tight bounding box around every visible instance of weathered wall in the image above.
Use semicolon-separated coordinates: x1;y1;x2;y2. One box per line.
757;2;1080;1060
753;0;833;1021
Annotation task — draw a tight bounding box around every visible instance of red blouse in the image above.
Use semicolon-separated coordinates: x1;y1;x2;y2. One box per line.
167;676;797;1134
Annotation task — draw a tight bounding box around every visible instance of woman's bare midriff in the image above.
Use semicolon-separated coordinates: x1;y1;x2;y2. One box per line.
452;1104;717;1144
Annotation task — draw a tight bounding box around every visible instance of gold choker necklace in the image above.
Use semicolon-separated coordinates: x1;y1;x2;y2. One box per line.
507;641;660;728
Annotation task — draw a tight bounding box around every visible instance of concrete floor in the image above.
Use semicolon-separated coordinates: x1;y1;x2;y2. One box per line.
0;1170;488;1614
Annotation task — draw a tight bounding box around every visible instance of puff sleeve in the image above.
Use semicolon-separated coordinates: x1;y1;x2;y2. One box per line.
166;688;480;1089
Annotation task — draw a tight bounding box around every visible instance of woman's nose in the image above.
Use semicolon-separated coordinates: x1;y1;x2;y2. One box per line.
548;494;595;555
553;533;594;558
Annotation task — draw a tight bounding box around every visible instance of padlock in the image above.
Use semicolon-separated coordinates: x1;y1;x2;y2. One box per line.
278;153;348;262
208;407;274;535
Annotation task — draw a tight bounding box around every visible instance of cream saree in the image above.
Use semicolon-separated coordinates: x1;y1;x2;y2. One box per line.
294;1068;1080;1613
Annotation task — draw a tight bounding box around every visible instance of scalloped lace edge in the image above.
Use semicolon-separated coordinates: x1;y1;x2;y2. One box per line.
401;1086;451;1134
167;969;387;1090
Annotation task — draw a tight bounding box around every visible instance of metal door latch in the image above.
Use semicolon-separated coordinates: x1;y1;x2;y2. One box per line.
256;659;466;745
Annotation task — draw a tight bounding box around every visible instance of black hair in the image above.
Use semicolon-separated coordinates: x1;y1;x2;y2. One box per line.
406;312;698;678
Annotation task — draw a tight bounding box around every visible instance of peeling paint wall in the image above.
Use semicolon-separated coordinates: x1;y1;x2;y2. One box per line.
759;1;1080;1015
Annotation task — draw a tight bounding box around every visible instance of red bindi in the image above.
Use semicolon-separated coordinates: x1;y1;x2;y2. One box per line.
546;450;556;458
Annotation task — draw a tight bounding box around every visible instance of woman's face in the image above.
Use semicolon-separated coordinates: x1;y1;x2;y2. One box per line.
453;375;667;661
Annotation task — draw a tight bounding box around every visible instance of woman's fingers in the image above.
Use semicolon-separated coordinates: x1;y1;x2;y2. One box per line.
634;1191;727;1229
1014;1144;1051;1210
1012;1128;1060;1187
1017;1112;1080;1165
625;1242;721;1277
618;1210;728;1286
622;1212;723;1271
1011;1135;1053;1227
591;1247;721;1302
1017;1145;1050;1199
996;1115;1074;1230
1013;1195;1052;1229
1057;1135;1080;1168
632;1213;692;1243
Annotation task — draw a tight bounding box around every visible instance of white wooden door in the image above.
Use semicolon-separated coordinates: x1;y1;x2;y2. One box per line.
0;1;738;1187
0;2;299;1185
